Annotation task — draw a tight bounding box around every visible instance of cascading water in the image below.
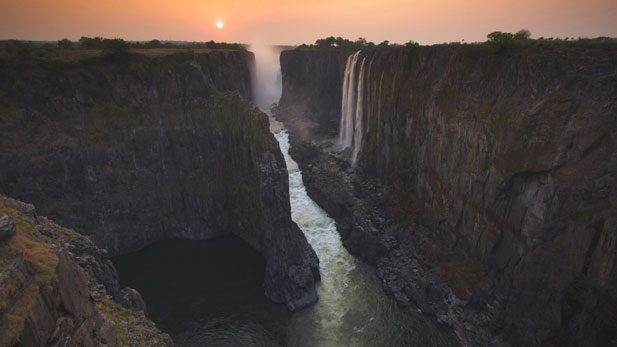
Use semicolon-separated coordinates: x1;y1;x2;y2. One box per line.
339;50;368;166
339;51;361;149
351;57;367;164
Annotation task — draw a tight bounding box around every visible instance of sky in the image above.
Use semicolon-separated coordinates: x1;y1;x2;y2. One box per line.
1;0;616;45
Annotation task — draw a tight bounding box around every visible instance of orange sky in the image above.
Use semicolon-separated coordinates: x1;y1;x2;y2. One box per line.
1;0;616;44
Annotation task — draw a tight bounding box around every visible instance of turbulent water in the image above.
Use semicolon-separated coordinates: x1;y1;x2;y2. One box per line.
275;130;458;347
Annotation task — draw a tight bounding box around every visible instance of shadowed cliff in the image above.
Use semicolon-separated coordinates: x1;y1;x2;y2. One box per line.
0;49;319;311
277;42;617;346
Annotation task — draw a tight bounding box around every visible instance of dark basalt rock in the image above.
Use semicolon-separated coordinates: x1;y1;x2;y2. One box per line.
278;43;617;346
0;49;319;312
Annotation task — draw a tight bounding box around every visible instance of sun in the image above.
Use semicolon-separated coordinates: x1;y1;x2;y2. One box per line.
216;21;224;29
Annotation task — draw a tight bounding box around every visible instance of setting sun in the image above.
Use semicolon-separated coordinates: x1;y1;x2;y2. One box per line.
216;21;224;29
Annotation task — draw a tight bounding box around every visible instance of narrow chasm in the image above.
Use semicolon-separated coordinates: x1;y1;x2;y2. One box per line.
111;44;461;347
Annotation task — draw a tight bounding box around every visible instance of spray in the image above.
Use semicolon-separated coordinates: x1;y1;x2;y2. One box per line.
249;44;284;113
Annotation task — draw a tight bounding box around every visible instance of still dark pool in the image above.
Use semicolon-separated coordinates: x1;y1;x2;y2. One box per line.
112;237;291;346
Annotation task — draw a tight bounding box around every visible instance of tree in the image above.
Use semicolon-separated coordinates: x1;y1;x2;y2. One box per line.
378;40;390;47
315;36;336;47
79;36;103;49
405;40;419;47
515;29;531;40
486;31;519;51
355;37;368;46
57;38;73;49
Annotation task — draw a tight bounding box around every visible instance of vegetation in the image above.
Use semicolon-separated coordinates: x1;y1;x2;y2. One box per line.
102;38;129;55
486;31;520;51
57;38;73;49
296;31;616;52
515;29;531;40
79;36;104;49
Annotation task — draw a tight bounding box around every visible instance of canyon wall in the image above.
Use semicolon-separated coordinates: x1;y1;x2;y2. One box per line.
0;49;319;311
277;43;617;346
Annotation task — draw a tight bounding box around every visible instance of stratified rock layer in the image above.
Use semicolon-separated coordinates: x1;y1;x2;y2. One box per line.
0;50;318;311
277;43;617;346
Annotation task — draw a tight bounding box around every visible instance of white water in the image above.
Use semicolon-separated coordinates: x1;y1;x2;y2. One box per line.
351;57;367;164
339;50;369;166
275;130;456;347
339;51;360;149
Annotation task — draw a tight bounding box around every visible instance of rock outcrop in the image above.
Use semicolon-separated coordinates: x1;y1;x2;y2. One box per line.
0;195;173;347
0;213;16;239
277;43;617;346
0;49;319;311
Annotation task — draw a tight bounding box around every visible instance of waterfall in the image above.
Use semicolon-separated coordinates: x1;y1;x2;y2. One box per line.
351;57;367;164
250;44;283;112
339;51;370;166
339;51;361;149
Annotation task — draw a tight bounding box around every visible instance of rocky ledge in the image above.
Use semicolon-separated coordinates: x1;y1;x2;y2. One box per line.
0;195;173;346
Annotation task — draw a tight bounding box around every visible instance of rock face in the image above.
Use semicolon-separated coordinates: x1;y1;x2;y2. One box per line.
0;50;319;311
0;195;173;347
277;43;617;346
0;213;16;239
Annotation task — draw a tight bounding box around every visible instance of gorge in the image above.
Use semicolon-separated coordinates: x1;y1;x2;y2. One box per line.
1;39;616;347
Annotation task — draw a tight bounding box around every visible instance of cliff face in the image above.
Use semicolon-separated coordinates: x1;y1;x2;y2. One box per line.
0;195;173;346
0;50;319;310
278;44;617;346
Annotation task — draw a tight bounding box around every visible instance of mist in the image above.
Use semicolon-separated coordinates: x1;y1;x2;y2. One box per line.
250;44;284;113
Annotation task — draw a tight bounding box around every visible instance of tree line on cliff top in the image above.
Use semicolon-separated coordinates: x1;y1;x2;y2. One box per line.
0;37;246;54
298;30;616;50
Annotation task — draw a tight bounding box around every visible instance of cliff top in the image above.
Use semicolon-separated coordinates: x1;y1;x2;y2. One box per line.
0;46;247;62
287;37;617;57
